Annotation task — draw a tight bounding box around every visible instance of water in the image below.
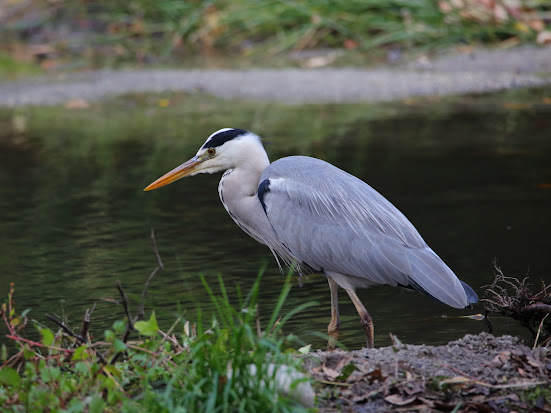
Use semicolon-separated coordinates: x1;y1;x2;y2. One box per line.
1;89;550;349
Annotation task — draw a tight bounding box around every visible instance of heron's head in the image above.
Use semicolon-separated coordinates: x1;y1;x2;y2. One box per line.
144;128;265;191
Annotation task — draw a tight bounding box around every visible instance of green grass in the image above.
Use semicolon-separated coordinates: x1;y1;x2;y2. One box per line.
0;53;43;79
0;0;547;70
0;271;316;412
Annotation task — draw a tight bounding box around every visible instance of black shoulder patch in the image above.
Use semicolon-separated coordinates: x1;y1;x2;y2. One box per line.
258;179;271;214
202;129;249;149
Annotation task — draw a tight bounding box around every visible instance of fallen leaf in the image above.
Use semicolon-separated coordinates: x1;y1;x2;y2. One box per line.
526;356;542;368
303;55;336;68
527;19;545;32
65;99;89;109
321;366;341;380
537;31;551;45
384;394;417;406
158;98;170;107
365;368;386;384
343;39;357;50
298;345;311;354
439;376;473;386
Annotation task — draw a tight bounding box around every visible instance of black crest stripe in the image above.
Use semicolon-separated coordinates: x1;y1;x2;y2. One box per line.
202;129;249;149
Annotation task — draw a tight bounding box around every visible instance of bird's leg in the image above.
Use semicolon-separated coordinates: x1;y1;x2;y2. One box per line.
327;277;340;351
345;289;374;349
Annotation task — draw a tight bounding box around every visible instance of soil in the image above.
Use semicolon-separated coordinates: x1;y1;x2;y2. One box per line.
305;333;551;412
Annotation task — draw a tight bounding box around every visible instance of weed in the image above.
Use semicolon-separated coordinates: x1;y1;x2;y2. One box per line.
0;270;316;411
0;0;548;68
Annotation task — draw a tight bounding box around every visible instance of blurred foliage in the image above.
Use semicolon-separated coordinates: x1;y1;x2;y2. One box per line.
0;0;549;71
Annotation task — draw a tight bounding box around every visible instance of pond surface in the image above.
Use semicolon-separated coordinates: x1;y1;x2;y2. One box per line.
1;89;550;349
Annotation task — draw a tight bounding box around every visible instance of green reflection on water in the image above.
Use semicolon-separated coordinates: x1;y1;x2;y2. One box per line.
1;89;550;349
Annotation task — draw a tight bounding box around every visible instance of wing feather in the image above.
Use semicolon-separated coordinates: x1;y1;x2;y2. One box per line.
259;156;471;308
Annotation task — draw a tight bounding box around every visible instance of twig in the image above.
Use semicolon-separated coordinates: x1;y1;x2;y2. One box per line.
256;304;262;338
102;365;126;393
45;313;86;344
362;381;397;400
2;350;23;368
159;317;182;347
268;316;281;335
126;343;156;355
116;281;133;332
6;335;73;354
314;379;352;387
110;282;134;365
533;313;550;350
111;229;164;364
78;303;96;344
158;329;180;348
473;379;547;390
436;363;480;381
137;228;164;321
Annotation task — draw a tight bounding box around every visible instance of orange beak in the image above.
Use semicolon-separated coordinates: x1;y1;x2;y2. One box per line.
144;157;202;191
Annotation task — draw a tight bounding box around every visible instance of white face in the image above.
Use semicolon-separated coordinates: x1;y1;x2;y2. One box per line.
144;128;266;191
191;129;262;175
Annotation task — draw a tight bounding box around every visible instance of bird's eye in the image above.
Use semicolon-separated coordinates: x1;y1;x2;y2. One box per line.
207;148;216;156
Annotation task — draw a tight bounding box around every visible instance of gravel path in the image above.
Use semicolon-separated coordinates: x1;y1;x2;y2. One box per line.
0;46;550;107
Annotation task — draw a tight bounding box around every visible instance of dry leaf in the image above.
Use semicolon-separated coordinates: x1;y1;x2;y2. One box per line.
384;394;417;406
365;368;386;384
321;366;341;380
65;99;89;109
439;376;473;385
537;31;551;45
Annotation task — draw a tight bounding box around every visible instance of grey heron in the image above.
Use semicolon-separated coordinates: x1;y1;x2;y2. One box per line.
144;128;478;349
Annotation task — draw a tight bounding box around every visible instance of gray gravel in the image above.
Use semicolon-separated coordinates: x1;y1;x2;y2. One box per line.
0;46;550;107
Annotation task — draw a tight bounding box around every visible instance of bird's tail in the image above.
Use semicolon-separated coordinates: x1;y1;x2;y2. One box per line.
460;280;479;305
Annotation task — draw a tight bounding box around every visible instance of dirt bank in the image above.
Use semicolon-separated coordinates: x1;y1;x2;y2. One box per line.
305;333;550;412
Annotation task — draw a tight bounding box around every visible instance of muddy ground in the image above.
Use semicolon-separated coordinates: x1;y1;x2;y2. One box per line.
305;333;550;412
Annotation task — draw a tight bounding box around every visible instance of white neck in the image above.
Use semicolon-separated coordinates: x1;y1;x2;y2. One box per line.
217;141;272;245
220;136;270;195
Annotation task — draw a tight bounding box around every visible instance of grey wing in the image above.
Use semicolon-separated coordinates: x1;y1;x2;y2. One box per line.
258;156;471;309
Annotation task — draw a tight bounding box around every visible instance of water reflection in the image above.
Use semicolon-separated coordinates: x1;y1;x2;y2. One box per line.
0;91;550;349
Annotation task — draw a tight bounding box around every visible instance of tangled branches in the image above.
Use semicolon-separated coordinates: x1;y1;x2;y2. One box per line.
483;263;551;346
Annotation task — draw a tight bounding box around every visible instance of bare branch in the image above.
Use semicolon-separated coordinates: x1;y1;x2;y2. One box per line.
483;264;550;345
116;281;134;333
46;313;86;344
137;228;164;321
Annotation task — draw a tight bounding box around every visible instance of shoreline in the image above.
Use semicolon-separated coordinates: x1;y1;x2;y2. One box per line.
1;45;550;107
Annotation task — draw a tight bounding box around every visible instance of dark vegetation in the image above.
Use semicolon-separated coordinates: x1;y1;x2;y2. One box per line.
0;231;315;411
0;0;549;74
